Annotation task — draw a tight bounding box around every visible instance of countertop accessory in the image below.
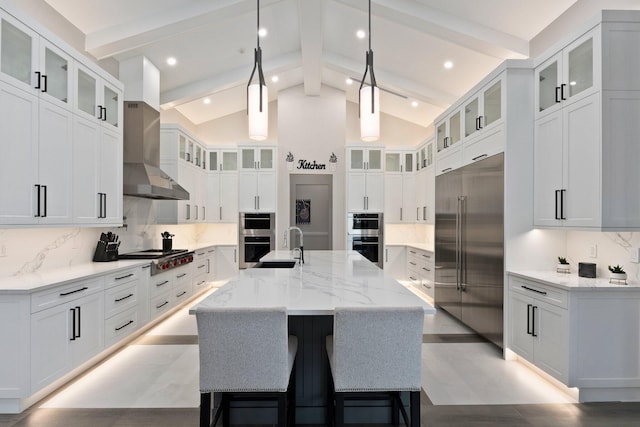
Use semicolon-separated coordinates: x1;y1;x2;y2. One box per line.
161;231;174;252
578;262;596;278
93;232;119;262
557;256;570;273
608;264;627;284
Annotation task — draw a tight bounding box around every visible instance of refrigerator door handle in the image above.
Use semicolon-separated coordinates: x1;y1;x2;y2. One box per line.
459;195;466;291
456;196;461;291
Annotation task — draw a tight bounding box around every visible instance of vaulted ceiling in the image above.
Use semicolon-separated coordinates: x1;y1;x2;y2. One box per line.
44;0;579;127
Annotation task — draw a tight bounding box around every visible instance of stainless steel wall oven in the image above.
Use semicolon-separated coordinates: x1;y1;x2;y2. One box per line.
239;213;275;268
347;213;383;268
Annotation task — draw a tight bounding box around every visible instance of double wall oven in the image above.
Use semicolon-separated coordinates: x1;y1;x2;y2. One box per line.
347;213;383;268
239;213;275;269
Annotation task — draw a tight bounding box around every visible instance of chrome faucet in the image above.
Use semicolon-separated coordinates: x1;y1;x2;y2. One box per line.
283;226;304;264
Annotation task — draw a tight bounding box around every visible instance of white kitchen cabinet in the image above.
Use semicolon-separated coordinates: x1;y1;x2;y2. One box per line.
238;146;276;213
347;146;383;172
384;150;416;223
156;160;198;224
31;282;104;392
239;146;275;171
436;110;461;154
215;246;238;283
74;63;122;131
462;77;503;140
192;248;211;291
207;148;238;222
415;139;435;224
406;247;434;298
347;171;383;213
535;29;599;120
383;246;405;280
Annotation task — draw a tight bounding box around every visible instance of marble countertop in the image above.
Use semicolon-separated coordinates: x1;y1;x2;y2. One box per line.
190;250;436;315
508;270;640;290
385;243;433;252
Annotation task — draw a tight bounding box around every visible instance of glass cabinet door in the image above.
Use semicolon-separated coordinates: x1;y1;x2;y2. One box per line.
0;17;36;90
241;148;255;169
222;151;237;171
449;111;461;145
77;68;96;117
195;146;201;167
367;149;382;170
179;135;186;160
42;44;70;105
537;58;559;114
259;148;273;169
349;149;365;170
103;85;119;127
385;153;400;172
209;151;218;171
419;147;426;169
427;143;433;166
187;140;194;163
464;97;479;138
567;37;593;99
483;80;501;127
404;153;413;173
436;122;447;152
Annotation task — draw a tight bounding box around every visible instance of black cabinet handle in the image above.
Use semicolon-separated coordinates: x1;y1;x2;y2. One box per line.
177;273;187;278
196;280;206;287
42;185;47;217
70;307;76;341
560;83;567;101
101;106;107;121
532;306;538;337
115;320;134;331
34;71;41;89
521;285;547;296
444;136;449;148
176;291;187;298
97;193;102;218
35;185;41;217
60;286;88;296
156;280;169;287
441;167;452;173
555;190;560;220
41;74;47;92
472;154;488;162
526;304;532;335
478;115;483;129
555;86;561;103
103;193;107;218
97;105;103;120
475;117;480;130
115;293;134;302
115;273;134;280
156;301;169;309
198;264;206;269
560;189;566;220
76;306;81;338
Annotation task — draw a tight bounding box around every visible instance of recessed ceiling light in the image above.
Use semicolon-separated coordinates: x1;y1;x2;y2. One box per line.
570;81;577;86
356;30;366;39
346;78;353;85
167;57;177;66
203;98;211;105
444;61;453;69
258;28;267;37
271;75;279;83
411;101;419;107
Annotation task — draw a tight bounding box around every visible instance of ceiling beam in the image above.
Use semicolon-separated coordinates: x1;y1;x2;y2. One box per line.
297;0;323;95
323;52;456;109
334;0;529;59
86;0;285;60
160;51;302;108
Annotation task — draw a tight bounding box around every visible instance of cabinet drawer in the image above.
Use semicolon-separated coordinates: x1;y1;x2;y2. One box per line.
104;280;139;319
174;282;192;304
509;276;568;309
105;307;140;348
418;250;434;263
192;259;208;279
149;273;174;299
173;267;191;285
435;147;462;175
31;277;103;313
193;275;209;291
149;291;174;320
462;127;504;166
104;267;142;289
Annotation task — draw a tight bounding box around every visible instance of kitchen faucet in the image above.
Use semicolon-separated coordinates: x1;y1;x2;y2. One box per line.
283;226;304;264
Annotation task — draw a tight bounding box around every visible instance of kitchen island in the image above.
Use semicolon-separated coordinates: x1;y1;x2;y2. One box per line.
190;250;434;424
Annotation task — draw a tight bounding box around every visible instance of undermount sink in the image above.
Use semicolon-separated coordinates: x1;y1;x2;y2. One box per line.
252;260;297;269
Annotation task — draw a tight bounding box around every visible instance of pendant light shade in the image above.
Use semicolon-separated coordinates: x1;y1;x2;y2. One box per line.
247;0;268;141
360;85;379;142
358;0;379;142
248;83;268;141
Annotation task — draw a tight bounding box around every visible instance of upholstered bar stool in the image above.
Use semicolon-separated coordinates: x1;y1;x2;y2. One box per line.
196;307;298;427
326;306;424;427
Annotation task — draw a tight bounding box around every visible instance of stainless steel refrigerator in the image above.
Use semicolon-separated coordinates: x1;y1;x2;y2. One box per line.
435;153;504;348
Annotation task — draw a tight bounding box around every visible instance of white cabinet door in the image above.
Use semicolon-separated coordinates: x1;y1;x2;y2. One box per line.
384;174;403;222
70;292;104;367
256;170;276;212
39;39;73;112
72;115;100;223
31;301;71;391
563;93;600;228
0;81;38;224
425;167;435;224
402;174;417;222
0;13;39;94
366;173;384;212
508;291;534;362
533;110;563;227
215;246;238;282
534;299;569;382
207;173;221;222
238;171;258;212
347;172;366;212
37;99;73;225
99;128;122;224
415;169;426;223
535;53;563;119
219;173;238;222
384;246;406;280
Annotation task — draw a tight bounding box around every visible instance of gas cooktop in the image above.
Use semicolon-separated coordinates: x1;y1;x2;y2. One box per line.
118;249;188;259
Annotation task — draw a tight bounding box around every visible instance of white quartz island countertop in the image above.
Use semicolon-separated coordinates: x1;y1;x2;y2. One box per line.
508;270;640;290
190;250;435;315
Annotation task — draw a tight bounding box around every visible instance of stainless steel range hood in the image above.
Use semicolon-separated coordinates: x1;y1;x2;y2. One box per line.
123;101;189;200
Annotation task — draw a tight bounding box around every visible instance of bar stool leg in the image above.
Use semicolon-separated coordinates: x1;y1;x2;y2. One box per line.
335;393;345;427
410;391;420;427
392;392;400;427
200;393;211;427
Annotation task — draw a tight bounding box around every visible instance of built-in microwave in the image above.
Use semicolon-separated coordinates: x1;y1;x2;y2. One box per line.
347;213;383;234
347;213;383;268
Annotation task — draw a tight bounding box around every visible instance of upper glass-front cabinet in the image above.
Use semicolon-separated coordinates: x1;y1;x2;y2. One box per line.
75;62;121;128
535;29;598;118
463;77;502;139
436;110;461;153
210;150;238;172
348;147;383;171
385;151;413;173
0;14;72;110
240;147;274;170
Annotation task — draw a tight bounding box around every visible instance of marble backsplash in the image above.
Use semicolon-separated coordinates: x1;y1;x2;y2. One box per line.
384;224;434;250
0;197;237;278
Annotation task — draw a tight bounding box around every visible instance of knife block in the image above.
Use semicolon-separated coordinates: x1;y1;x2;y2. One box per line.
93;240;118;262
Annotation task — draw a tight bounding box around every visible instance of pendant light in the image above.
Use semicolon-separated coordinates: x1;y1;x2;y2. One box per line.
359;0;379;142
247;0;268;141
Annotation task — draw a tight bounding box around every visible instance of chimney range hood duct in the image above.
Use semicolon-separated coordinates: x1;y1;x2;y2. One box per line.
123;101;189;200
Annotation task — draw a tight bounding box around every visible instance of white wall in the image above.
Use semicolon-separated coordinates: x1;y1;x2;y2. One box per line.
197;101;279;145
